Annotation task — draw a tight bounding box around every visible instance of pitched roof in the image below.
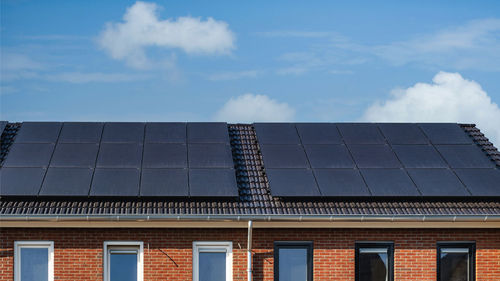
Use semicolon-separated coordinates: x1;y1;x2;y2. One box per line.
1;122;499;216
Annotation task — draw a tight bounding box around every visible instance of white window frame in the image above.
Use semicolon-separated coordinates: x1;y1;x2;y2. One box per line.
193;241;233;281
14;241;54;281
103;241;144;281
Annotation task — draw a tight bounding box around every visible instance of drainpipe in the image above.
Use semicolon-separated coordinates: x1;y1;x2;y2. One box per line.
247;220;253;281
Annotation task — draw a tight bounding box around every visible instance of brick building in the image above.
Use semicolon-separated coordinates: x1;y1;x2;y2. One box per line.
1;121;499;281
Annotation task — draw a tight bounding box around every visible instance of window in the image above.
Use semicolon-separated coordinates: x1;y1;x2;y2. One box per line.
14;241;54;281
104;241;143;281
193;241;233;281
355;242;394;281
274;241;313;281
437;242;475;281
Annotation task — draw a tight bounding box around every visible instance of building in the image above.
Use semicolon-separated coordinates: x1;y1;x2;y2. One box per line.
0;121;499;281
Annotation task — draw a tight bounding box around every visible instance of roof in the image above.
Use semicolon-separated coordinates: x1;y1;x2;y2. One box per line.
1;122;499;217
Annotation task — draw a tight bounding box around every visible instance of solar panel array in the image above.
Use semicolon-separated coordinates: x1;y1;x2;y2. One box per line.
0;122;238;198
255;123;499;197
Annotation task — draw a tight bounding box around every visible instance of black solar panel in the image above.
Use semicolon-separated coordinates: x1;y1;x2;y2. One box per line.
348;145;401;168
188;144;234;168
392;145;447;168
101;122;145;143
96;143;143;168
313;169;370;196
436;145;495;168
189;169;238;197
50;143;99;168
2;143;55;167
337;123;385;144
145;122;186;143
0;121;7;135
419;123;472;144
140;169;189;197
259;145;309;168
254;123;300;144
266;169;320;197
407;169;469;196
143;143;187;168
0;167;46;196
304;145;355;168
58;122;103;143
378;123;428;144
39;168;93;196
187;122;229;143
361;169;420;196
90;168;140;196
295;123;342;144
455;169;500;196
14;122;61;143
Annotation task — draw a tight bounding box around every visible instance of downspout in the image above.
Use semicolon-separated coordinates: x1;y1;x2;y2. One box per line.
247;220;253;281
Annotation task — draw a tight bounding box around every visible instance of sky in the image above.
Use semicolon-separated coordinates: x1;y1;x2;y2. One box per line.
1;0;500;144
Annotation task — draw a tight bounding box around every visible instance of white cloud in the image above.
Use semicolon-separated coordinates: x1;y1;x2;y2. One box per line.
214;94;295;123
363;71;500;145
206;70;260;81
1;53;44;71
97;1;235;68
45;72;150;83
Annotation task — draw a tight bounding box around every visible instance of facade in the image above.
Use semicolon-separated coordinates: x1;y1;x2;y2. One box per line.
1;122;499;281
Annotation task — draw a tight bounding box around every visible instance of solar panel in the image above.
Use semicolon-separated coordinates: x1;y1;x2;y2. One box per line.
145;122;186;143
188;144;234;168
392;145;447;168
304;145;355;168
143;143;187;168
313;169;370;196
259;144;309;168
0;167;46;196
348;145;401;168
140;169;188;196
0;121;7;135
407;169;469;196
14;122;62;143
50;143;99;168
58;122;103;143
454;169;500;196
101;122;145;143
2;143;55;167
96;143;143;168
418;123;472;144
254;123;300;144
90;168;140;196
378;123;428;144
295;123;342;144
361;169;420;196
189;169;238;197
436;145;495;168
266;169;320;197
187;122;229;143
337;123;385;144
39;168;93;196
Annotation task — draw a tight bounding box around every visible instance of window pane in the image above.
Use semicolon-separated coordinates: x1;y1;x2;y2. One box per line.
359;251;388;281
440;249;469;281
20;248;48;281
110;252;137;281
199;252;226;281
278;248;307;281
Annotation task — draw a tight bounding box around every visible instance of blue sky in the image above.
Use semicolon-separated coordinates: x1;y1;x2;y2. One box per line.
1;1;500;142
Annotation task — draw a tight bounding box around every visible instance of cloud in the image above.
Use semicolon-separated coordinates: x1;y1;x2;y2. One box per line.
206;70;260;81
363;71;500;145
97;1;235;68
45;72;150;83
1;53;44;71
214;94;295;123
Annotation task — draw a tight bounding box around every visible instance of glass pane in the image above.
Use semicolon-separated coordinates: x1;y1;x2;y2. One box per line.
278;248;308;281
359;251;388;281
110;252;137;281
440;250;469;281
20;248;48;281
199;252;226;281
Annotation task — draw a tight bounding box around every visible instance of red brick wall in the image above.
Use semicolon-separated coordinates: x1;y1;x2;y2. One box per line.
1;228;499;280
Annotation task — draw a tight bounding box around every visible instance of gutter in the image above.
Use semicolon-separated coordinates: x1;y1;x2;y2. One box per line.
247;220;253;281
